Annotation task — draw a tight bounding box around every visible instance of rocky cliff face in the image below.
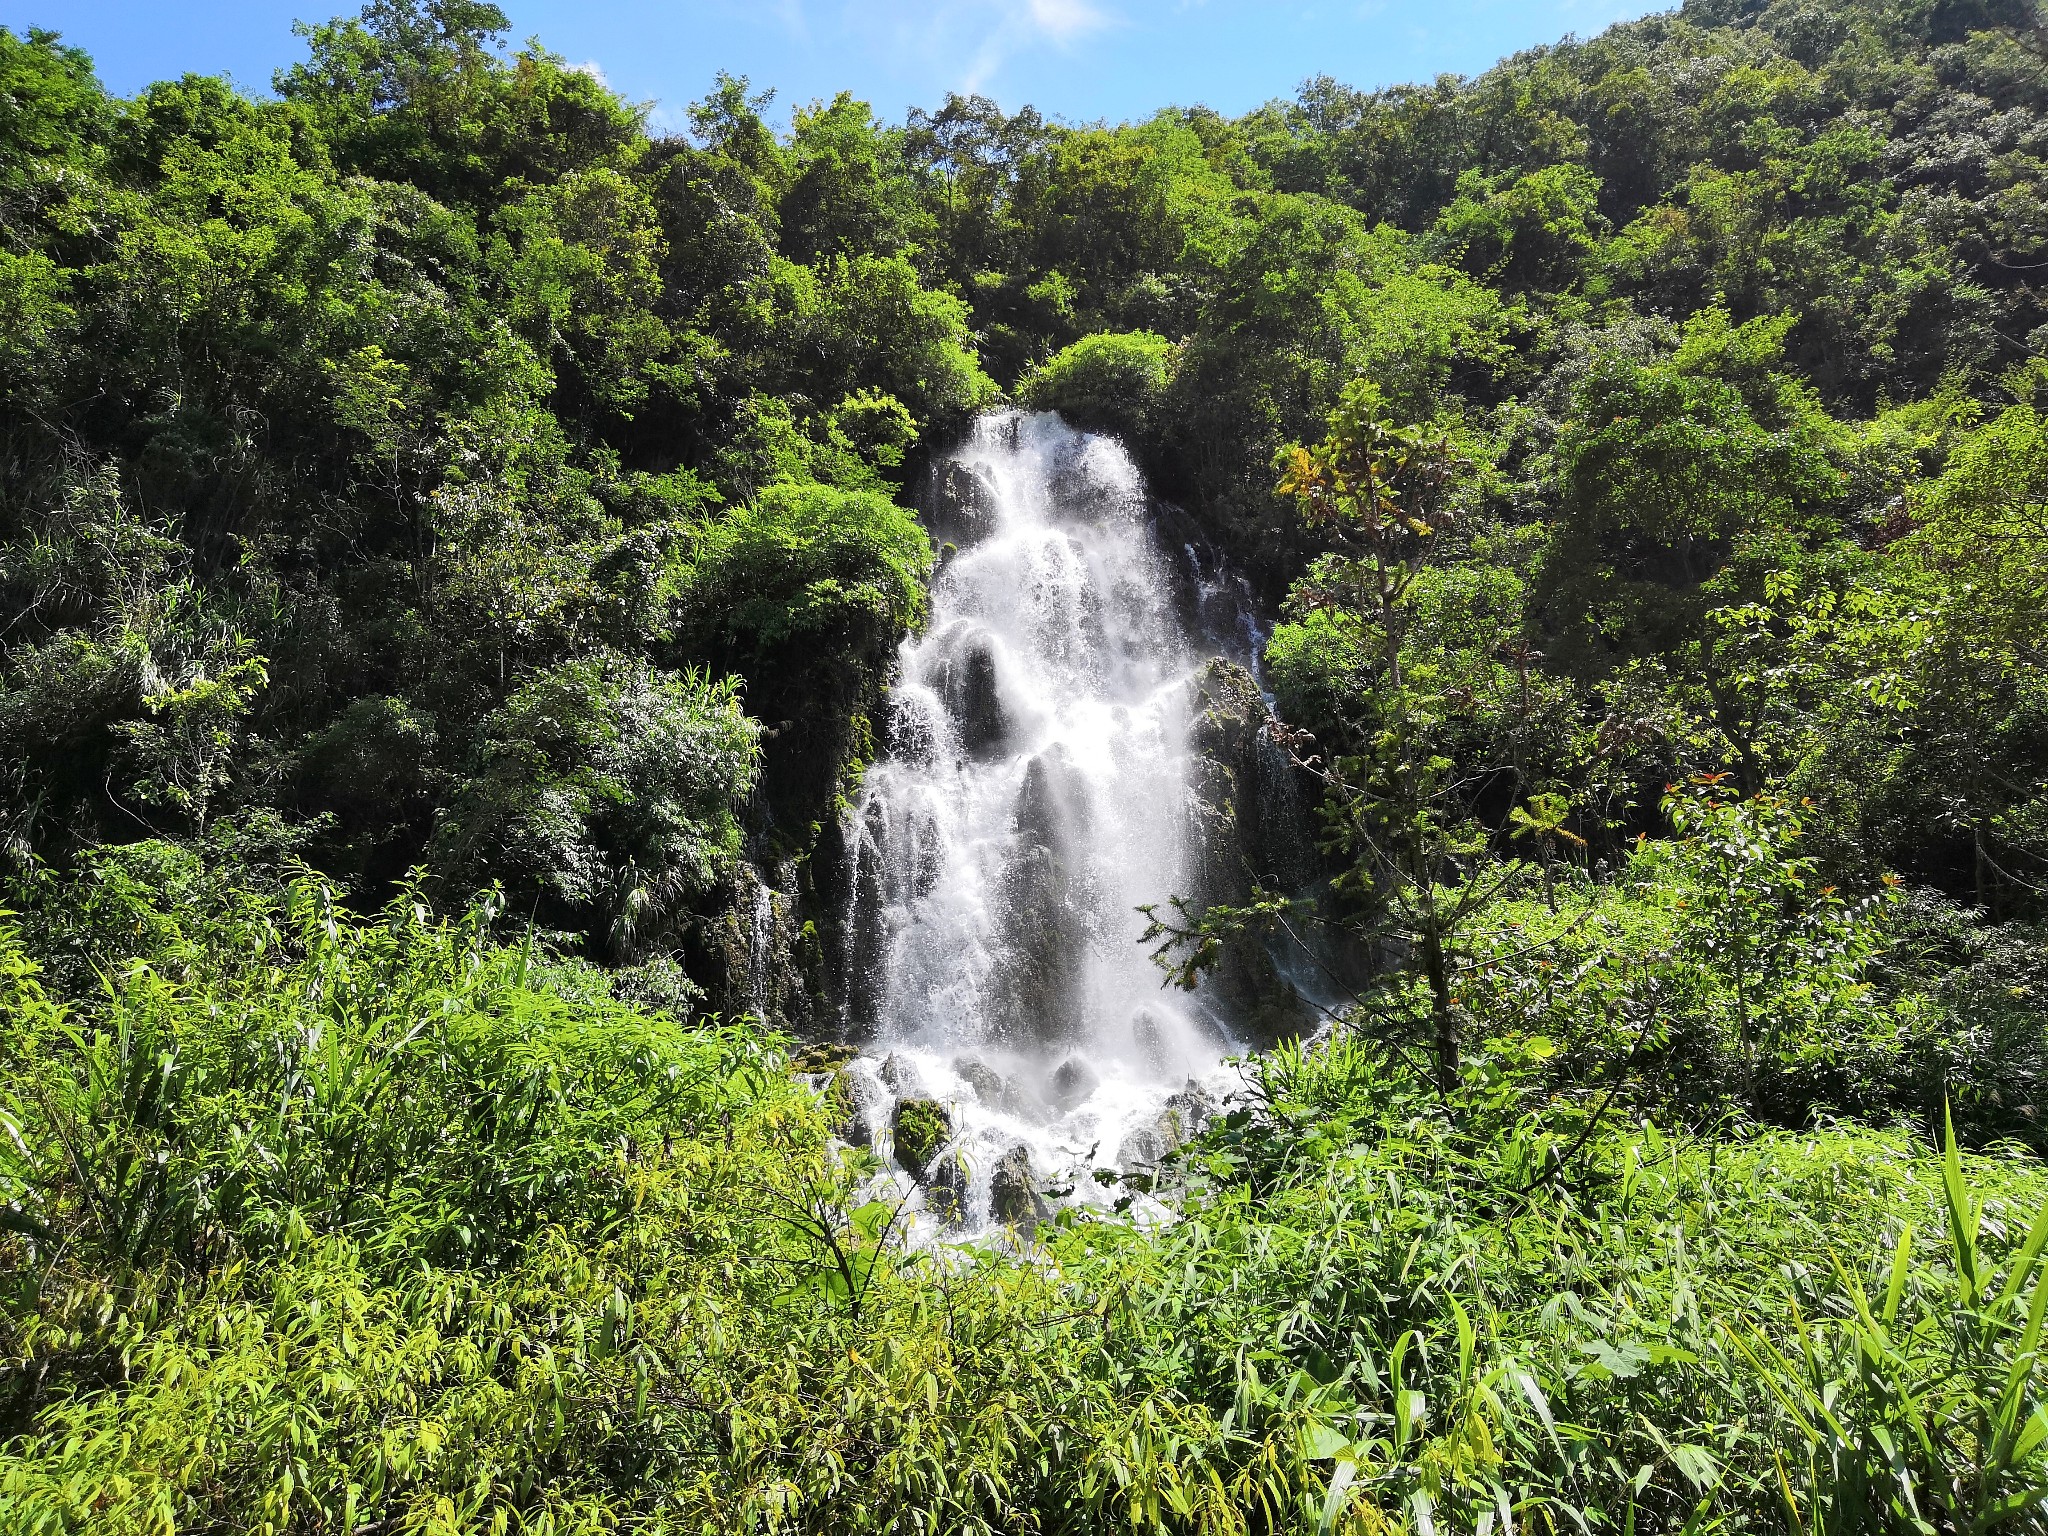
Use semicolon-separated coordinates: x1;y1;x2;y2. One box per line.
1182;657;1321;1045
926;459;1001;551
689;857;829;1030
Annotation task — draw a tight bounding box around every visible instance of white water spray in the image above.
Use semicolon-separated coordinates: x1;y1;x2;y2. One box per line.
840;412;1251;1234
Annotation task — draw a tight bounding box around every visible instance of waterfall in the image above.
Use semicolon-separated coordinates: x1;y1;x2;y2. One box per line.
838;411;1262;1234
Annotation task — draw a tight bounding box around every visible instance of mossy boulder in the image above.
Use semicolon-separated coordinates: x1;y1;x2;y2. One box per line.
990;1144;1050;1229
891;1097;953;1181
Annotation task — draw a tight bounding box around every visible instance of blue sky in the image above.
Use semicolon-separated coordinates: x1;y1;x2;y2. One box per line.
19;0;1664;128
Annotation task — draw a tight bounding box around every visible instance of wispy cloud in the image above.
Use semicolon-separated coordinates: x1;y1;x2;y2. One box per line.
769;0;1117;100
1025;0;1114;44
963;0;1117;92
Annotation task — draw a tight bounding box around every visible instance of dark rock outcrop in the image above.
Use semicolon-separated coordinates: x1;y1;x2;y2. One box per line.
953;1056;1050;1122
879;1053;925;1099
695;859;822;1033
989;747;1098;1046
1120;1125;1167;1172
1158;1082;1215;1151
925;1155;968;1224
954;1056;1008;1107
1046;1054;1101;1113
924;461;1001;550
990;1144;1050;1228
932;629;1008;758
1122;1082;1213;1175
1182;660;1318;1044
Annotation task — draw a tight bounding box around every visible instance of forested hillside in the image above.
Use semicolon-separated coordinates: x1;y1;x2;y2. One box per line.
5;0;2048;1528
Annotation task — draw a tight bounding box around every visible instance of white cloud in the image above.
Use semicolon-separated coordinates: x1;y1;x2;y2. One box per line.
785;0;1116;99
1025;0;1113;43
967;0;1117;91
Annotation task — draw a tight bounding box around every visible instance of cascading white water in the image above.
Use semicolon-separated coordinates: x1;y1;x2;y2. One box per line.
840;411;1246;1235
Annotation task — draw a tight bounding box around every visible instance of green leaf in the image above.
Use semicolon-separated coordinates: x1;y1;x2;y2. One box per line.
1301;1423;1350;1461
1671;1444;1720;1492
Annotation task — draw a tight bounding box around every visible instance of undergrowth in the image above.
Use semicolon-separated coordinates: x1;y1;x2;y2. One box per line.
6;861;2048;1533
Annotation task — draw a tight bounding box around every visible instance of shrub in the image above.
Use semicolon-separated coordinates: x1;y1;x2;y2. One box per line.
431;652;758;956
1018;328;1175;441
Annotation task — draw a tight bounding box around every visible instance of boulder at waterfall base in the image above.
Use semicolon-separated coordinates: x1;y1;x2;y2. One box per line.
990;1145;1051;1228
891;1098;953;1181
1047;1055;1101;1113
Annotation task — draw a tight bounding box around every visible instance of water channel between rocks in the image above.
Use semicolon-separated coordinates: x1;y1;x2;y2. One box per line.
825;410;1312;1240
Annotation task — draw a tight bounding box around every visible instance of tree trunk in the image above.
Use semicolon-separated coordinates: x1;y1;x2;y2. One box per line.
1422;920;1457;1093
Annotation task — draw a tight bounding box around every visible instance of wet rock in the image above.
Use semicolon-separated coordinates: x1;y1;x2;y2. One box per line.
828;1057;888;1147
1181;661;1318;1045
989;748;1098;1046
925;1154;968;1224
990;865;1089;1045
790;1042;858;1073
954;1056;1007;1106
1046;1055;1101;1113
1151;498;1260;648
1048;450;1127;524
1158;1082;1215;1153
891;1097;953;1182
990;1144;1050;1228
1184;660;1290;896
835;1090;872;1148
953;1056;1051;1124
933;633;1007;758
838;807;892;1038
1014;745;1093;852
803;1061;864;1145
879;1053;925;1099
695;860;817;1032
1120;1126;1167;1172
1124;1083;1213;1173
925;461;1000;549
860;794;954;913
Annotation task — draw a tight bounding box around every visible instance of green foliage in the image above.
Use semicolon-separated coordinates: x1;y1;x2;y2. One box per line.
780;91;928;263
1155;381;1493;1087
890;1097;951;1176
1642;776;1895;1059
1432;162;1608;289
9;2;2048;1525
1539;309;1848;670
0;4;1007;953
431;653;758;955
1017;328;1174;440
11;872;2048;1533
682;480;931;661
0;876;749;1281
1114;1038;2048;1535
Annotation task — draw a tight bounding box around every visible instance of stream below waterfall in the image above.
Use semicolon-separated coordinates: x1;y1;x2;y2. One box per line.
828;411;1303;1239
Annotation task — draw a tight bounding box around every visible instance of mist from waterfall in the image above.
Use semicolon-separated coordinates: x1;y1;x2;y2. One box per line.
839;411;1251;1234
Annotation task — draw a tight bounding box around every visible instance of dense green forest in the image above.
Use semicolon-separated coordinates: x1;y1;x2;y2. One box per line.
5;0;2048;1527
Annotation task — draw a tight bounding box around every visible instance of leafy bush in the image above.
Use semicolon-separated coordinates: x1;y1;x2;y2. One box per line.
431;653;758;956
1018;328;1175;441
682;481;931;662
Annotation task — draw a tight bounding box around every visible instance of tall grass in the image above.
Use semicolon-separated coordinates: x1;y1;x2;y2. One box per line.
5;872;2048;1531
